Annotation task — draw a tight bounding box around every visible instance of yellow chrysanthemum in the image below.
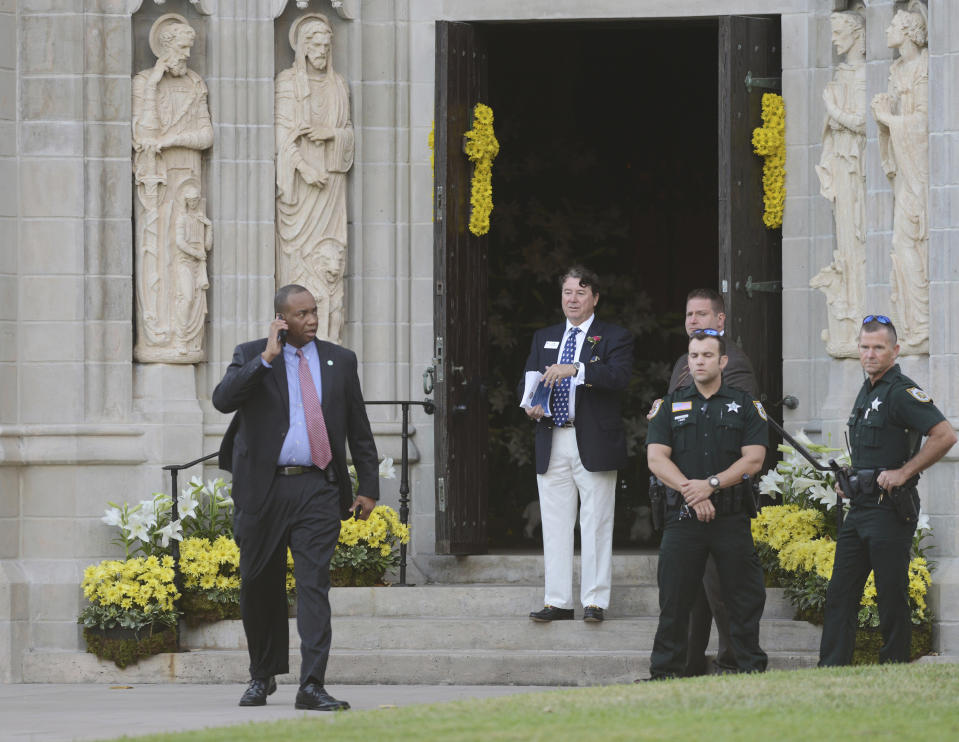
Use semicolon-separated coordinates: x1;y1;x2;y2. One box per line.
752;93;786;228
464;103;499;236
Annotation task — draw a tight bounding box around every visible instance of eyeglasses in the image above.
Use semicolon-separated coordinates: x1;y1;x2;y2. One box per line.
863;315;892;325
690;328;721;337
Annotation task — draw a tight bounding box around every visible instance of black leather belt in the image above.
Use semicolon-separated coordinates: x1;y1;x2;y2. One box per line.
276;465;337;483
276;465;318;476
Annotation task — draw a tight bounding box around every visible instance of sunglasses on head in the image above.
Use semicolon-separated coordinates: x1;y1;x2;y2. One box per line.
691;328;721;337
863;315;892;325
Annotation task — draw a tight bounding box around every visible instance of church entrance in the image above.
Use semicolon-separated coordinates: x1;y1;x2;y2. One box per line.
432;17;782;554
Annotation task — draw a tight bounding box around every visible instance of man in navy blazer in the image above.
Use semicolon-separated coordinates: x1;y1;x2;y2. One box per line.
520;266;634;623
214;284;379;711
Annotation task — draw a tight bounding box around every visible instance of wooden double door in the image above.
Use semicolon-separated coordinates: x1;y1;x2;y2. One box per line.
432;17;782;554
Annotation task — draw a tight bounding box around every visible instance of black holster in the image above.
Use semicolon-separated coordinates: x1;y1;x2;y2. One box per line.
891;483;920;525
711;477;757;517
648;476;666;531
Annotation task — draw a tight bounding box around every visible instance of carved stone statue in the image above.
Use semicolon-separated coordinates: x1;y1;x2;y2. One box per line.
173;182;212;357
812;11;866;359
275;13;355;344
872;1;929;354
132;13;214;363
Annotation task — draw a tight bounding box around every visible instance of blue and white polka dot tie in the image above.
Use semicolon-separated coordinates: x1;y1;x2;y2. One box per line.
552;327;579;426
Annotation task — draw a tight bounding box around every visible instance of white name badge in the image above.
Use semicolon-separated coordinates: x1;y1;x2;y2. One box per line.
544;341;560;349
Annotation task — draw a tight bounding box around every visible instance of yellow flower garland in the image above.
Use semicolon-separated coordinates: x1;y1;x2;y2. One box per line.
751;93;786;229
463;103;499;236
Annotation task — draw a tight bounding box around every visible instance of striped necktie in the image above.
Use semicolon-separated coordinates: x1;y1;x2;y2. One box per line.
296;349;332;469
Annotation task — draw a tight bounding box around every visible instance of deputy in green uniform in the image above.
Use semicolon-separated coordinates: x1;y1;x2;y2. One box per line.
645;329;769;679
819;315;956;666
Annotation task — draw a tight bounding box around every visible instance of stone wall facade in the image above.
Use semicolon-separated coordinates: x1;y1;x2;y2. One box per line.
1;0;957;681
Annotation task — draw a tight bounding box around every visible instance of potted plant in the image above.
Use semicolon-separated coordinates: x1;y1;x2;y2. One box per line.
331;457;409;586
78;555;179;668
754;432;934;663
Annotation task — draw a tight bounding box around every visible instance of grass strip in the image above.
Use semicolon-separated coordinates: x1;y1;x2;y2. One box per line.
99;663;959;742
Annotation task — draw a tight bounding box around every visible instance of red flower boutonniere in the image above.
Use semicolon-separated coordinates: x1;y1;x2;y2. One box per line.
587;335;602;347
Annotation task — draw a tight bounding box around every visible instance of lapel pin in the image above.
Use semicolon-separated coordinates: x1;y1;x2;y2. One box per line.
327;360;333;366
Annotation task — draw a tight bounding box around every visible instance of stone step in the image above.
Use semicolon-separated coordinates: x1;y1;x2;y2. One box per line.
412;554;659;585
329;585;796;619
21;647;820;686
184;616;821;653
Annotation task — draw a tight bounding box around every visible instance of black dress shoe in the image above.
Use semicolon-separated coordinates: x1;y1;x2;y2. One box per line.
583;605;605;622
635;673;677;683
238;676;277;706
529;605;574;622
295;683;351;711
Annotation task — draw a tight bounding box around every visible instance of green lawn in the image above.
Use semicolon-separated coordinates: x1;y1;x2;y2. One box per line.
103;664;959;742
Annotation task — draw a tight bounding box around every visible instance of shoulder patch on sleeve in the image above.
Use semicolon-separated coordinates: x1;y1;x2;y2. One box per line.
753;401;768;420
906;387;932;403
649;399;663;419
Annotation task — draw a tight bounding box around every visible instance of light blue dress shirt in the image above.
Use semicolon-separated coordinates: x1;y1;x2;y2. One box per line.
262;342;324;466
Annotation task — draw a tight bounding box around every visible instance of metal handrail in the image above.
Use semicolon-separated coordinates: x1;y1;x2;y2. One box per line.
162;397;435;637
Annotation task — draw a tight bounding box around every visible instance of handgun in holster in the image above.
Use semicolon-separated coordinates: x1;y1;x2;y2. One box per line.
648;475;666;531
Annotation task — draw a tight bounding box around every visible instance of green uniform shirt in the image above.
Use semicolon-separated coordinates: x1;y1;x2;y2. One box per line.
848;363;945;470
647;382;768;479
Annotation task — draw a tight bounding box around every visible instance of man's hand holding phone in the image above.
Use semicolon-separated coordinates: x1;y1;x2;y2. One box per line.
262;314;288;364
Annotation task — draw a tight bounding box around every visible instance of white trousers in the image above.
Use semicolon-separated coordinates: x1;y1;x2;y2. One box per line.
536;426;617;610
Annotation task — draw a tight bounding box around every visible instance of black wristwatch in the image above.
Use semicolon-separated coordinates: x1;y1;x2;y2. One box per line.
708;475;721;493
571;361;581;374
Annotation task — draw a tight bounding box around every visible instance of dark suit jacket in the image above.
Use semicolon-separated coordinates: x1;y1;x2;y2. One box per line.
521;318;634;475
667;340;758;397
213;338;379;518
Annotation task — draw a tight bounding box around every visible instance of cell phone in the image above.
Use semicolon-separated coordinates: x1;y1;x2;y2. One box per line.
352;504;363;519
275;313;287;344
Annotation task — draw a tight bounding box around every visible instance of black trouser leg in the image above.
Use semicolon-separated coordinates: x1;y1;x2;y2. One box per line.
819;510;872;667
711;515;767;673
240;539;290;679
867;511;914;663
288;473;342;687
684;582;712;676
650;513;709;677
685;554;737;675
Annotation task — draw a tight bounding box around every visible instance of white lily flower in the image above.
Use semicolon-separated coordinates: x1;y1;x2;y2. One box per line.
189;475;204;489
792;476;823;493
178;489;200;521
915;511;931;534
101;507;124;527
379;457;397;480
129;505;157;530
808;484;837;510
127;519;151;542
155;520;183;548
758;471;784;496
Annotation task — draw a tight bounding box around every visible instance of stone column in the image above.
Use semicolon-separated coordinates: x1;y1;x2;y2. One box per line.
199;4;278;465
924;0;959;654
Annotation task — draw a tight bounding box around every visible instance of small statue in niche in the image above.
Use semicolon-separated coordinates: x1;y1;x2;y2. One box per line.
812;10;866;359
173;182;213;357
872;1;929;354
275;13;355;344
310;240;346;344
132;13;214;363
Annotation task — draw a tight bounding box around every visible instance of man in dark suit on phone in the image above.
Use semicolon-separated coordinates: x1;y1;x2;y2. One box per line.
520;266;634;623
213;284;379;711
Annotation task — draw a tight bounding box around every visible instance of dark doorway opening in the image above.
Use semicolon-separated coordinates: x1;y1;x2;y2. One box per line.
483;20;720;550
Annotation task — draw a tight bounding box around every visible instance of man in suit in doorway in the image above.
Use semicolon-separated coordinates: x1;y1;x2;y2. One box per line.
213;284;379;710
520;266;634;624
649;287;758;675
